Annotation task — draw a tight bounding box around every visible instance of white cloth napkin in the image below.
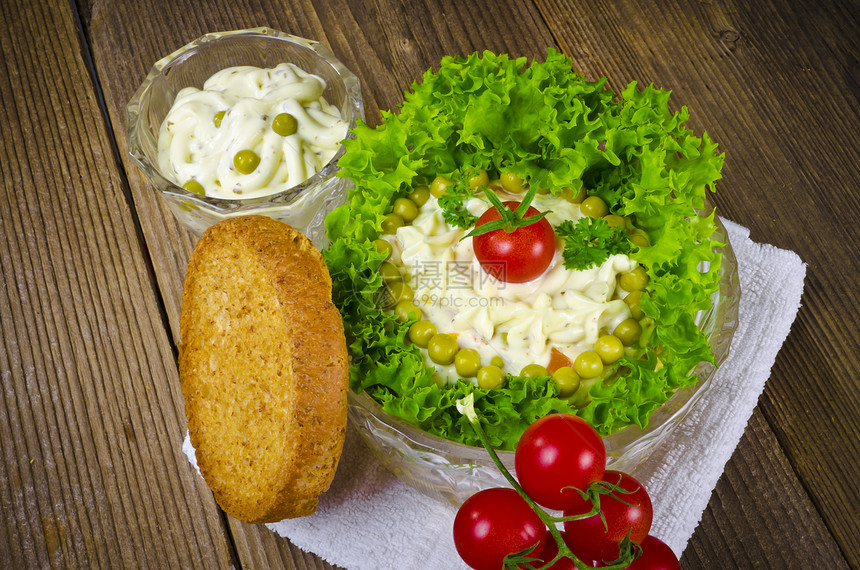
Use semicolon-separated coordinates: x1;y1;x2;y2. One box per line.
183;218;806;569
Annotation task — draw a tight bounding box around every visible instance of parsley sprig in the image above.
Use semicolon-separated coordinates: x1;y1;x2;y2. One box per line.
463;185;550;239
557;217;632;270
438;183;479;228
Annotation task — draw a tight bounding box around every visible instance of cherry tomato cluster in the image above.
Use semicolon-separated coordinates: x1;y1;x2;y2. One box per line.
453;413;681;570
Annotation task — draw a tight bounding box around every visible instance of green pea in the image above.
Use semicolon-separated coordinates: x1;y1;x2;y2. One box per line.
392;198;419;223
499;171;525;193
490;355;505;369
408;320;437;348
182;179;205;195
580;196;609;218
455;348;482;378
630;232;651;248
619;266;649;292
381;213;404;234
520;363;549;378
213;110;226;128
388;281;414;304
594;335;624;364
430;176;452;198
603;214;629;230
574;350;604;379
552;366;581;398
272;112;298;136
379;261;402;283
476;365;505;390
373;239;393;260
427;333;458;365
613;318;642;346
394;300;421;322
466;168;490;189
233;150;260;174
409;185;431;207
623;291;645;320
561;186;586;204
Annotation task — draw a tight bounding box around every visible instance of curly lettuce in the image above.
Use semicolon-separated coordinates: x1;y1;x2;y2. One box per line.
323;49;725;450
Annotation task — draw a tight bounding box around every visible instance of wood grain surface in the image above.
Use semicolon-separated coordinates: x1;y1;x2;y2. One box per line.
0;0;236;568
1;0;857;568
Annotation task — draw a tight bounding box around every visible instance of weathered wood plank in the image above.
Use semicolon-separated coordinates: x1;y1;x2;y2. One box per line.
0;0;236;567
682;411;849;568
533;0;860;567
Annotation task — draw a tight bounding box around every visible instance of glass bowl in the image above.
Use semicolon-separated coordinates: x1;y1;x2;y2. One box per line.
347;214;740;507
126;27;363;247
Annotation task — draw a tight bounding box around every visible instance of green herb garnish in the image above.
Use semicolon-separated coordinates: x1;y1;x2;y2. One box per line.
438;182;479;228
557;217;632;270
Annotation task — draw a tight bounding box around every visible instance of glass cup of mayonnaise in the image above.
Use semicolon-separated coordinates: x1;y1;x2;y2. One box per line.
127;28;363;246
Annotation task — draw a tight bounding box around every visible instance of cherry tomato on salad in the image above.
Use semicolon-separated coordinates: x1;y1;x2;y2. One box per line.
472;201;555;283
453;487;547;570
515;413;607;510
562;470;653;563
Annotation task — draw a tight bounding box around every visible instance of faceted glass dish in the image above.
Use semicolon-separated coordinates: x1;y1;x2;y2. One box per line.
126;28;363;246
347;212;740;507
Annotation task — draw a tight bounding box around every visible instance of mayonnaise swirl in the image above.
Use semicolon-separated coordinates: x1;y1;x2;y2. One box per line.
157;63;347;199
389;193;636;383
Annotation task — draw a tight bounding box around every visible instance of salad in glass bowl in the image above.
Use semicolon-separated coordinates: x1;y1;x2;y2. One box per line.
323;49;739;504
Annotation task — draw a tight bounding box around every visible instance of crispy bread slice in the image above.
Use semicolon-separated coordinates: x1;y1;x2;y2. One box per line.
179;215;348;523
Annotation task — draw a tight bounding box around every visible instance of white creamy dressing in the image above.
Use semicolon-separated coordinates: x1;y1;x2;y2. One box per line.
387;192;637;384
157;63;347;199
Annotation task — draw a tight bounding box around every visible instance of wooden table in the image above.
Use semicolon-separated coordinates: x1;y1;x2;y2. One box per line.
1;0;858;568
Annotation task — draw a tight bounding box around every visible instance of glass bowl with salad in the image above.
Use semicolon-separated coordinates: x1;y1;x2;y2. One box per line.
127;27;363;246
325;50;740;506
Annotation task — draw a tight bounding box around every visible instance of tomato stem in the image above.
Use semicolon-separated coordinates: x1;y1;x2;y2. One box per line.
456;396;639;570
462;185;550;239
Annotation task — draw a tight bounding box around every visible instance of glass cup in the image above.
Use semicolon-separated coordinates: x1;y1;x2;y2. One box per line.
127;27;363;247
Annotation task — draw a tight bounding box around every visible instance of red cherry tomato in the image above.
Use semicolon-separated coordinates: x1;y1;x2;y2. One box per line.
472;201;555;283
562;470;653;563
628;535;681;570
453;487;546;570
515;413;607;510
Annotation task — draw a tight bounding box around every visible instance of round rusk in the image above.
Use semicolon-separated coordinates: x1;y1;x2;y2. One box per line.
179;215;348;523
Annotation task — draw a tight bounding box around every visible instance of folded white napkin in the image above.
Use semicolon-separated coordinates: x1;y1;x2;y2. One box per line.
183;218;806;569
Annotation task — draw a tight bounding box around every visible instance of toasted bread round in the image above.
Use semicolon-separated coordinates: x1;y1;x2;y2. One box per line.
179;215;348;523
